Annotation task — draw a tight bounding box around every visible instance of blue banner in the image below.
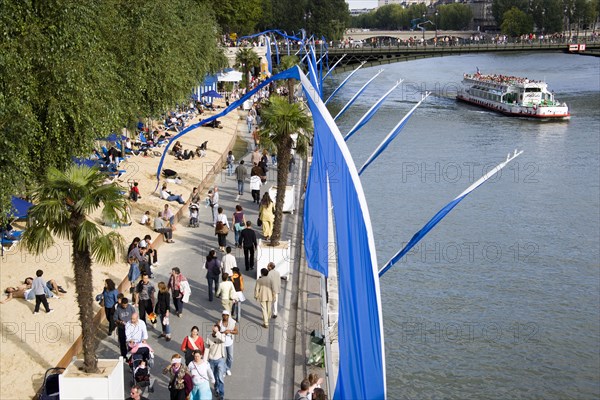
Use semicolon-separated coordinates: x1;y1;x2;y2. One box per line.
299;71;386;400
324;61;366;105
334;70;383;121
359;92;430;175
379;150;524;277
345;81;401;141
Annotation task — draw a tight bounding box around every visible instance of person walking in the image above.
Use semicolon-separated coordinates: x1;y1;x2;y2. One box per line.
97;278;119;335
249;174;262;204
205;324;227;400
32;269;53;314
259;192;275;240
214;207;230;252
114;297;136;357
181;326;205;366
163;354;193;400
168;267;189;318
188;350;215;400
209;186;220;226
234;160;247;200
254;268;274;328
267;262;281;319
238;221;258;271
204;250;221;302
218;310;238;376
134;273;155;324
155;282;172;342
221;246;237;276
232;205;246;246
215;274;236;313
230;267;245;321
226;151;235;176
246;113;254;133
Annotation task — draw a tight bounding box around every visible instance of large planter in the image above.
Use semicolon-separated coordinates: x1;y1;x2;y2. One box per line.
59;357;125;400
268;185;295;214
257;239;291;280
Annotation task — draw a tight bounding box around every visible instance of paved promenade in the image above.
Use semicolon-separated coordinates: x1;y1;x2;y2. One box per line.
96;119;307;399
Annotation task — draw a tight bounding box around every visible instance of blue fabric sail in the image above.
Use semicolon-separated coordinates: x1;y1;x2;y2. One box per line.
358;93;430;175
265;36;272;74
333;70;383;121
324;61;366;105
299;71;386;400
154;68;299;186
379;150;524;277
345;81;401;141
323;54;346;81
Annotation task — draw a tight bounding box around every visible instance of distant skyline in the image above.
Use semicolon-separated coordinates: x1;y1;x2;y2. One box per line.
347;0;377;9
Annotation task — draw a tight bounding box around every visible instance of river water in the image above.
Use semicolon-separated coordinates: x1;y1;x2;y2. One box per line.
326;52;600;399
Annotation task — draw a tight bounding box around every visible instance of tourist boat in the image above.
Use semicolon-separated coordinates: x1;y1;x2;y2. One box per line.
456;71;570;119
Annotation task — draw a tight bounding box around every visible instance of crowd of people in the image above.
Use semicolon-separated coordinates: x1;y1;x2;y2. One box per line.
110;102;319;398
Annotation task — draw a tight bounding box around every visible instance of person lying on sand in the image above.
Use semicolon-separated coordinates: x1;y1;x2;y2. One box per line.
1;277;66;304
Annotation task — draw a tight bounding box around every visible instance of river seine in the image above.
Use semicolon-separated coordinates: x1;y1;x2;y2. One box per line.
327;52;599;399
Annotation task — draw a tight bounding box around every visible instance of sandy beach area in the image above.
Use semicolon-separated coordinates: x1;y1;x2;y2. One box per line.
0;103;244;399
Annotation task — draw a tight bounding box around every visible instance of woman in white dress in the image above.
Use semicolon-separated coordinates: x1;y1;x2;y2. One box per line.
188;350;214;400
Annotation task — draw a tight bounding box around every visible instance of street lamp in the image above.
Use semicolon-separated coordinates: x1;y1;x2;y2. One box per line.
435;10;439;46
422;13;426;44
541;9;545;43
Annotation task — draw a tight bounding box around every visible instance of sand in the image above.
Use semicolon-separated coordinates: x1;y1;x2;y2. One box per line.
0;102;244;399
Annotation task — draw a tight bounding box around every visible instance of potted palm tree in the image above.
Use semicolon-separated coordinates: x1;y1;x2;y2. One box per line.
256;95;312;278
22;165;128;398
235;47;260;89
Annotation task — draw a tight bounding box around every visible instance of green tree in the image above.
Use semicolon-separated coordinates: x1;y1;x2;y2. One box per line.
438;3;474;30
109;0;226;118
305;0;350;39
258;96;312;246
235;47;261;89
22;165;128;373
493;0;528;25
501;7;534;35
210;0;263;35
0;1;40;221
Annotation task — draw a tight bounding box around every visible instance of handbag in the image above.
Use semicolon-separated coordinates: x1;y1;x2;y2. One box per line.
215;221;229;235
234;222;244;231
257;217;262;227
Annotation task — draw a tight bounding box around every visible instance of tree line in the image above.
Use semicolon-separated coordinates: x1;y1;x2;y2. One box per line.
349;0;598;36
494;0;598;36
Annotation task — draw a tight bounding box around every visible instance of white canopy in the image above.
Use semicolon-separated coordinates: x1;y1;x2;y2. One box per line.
217;70;243;82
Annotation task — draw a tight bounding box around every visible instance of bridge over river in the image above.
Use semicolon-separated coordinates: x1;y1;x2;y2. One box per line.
321;41;600;73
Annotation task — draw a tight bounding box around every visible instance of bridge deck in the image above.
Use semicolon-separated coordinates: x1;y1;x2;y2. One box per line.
315;42;600;73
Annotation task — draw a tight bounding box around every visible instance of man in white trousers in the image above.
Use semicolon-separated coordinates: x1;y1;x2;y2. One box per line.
267;262;281;319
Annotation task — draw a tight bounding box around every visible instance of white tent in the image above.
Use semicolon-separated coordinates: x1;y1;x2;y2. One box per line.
217;70;243;82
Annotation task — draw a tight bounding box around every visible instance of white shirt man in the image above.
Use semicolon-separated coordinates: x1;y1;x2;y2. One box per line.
221;248;237;276
125;313;148;346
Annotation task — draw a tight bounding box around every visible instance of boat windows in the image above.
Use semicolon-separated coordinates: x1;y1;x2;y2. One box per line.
525;88;542;92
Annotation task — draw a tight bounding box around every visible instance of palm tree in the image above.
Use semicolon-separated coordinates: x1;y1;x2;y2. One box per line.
259;95;313;246
21;165;128;373
276;55;300;104
235;47;261;89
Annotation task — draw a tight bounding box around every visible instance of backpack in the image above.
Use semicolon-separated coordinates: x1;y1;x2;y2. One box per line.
207;259;220;276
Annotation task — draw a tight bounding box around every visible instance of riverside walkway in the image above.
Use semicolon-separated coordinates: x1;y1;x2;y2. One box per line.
95;116;312;399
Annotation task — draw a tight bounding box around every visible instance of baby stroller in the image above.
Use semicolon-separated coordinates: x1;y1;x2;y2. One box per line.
189;203;200;227
39;367;65;400
128;345;155;394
